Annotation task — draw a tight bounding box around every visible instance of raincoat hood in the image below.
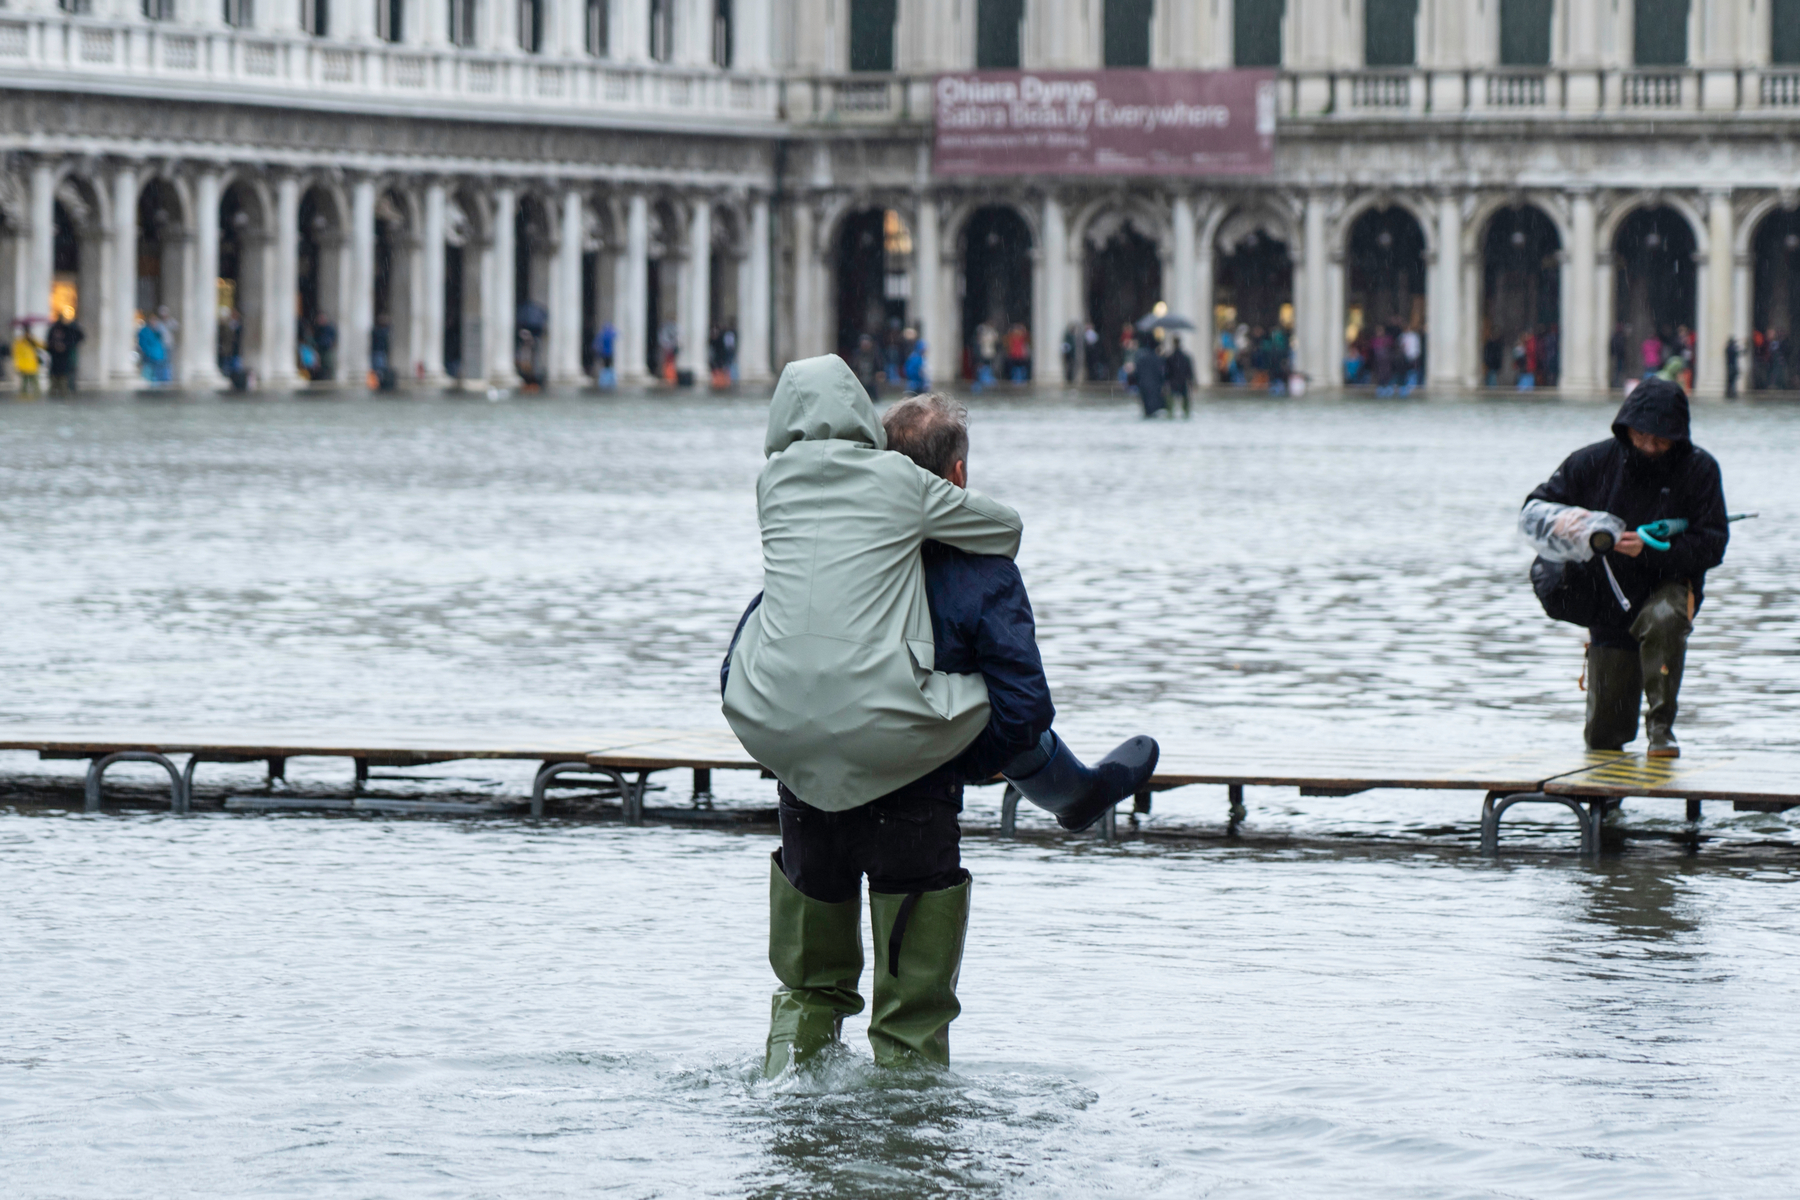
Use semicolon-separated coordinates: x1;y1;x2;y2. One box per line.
764;355;886;458
1612;378;1691;446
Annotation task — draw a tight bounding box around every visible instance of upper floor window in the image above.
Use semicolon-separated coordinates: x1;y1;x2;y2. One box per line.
1498;0;1552;66
713;0;731;67
1233;0;1283;68
519;0;543;51
650;0;673;62
223;0;253;26
976;0;1024;69
303;0;329;35
142;0;175;20
849;0;896;72
377;0;402;41
58;0;95;15
449;0;476;46
1364;0;1417;67
1103;0;1152;67
1775;0;1800;65
587;0;609;56
1634;0;1689;66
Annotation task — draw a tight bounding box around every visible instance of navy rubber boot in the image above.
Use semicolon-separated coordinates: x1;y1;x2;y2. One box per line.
1003;731;1160;833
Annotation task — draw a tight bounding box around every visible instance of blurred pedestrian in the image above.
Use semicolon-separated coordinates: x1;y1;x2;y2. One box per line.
45;313;83;395
1725;335;1740;399
1132;337;1165;417
1165;335;1194;418
12;323;43;396
138;317;169;383
314;312;338;381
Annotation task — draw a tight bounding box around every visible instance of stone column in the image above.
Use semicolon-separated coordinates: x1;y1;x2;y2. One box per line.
1301;192;1331;384
1429;192;1462;388
1170;193;1197;372
25;159;54;338
552;187;585;383
1035;192;1067;384
912;193;941;383
792;201;818;362
1195;215;1216;386
741;192;772;381
621;192;649;382
420;179;447;383
342;176;376;386
267;173;300;388
1565;190;1597;392
110;163;139;386
683;198;711;380
188;166;222;385
489;184;518;384
1693;190;1732;397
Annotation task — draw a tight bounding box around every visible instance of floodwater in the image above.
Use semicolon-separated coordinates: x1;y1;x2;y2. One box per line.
3;387;1799;1197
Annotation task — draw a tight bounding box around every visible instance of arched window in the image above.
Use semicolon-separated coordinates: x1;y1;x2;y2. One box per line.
376;0;402;42
1103;0;1152;67
848;0;896;72
1364;0;1417;67
449;0;476;46
1233;0;1283;68
650;0;673;62
519;0;543;52
713;0;732;68
1634;0;1689;66
588;0;610;56
1499;0;1552;66
302;0;329;36
976;0;1024;69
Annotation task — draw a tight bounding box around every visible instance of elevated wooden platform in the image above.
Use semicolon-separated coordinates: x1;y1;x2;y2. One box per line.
3;727;1795;854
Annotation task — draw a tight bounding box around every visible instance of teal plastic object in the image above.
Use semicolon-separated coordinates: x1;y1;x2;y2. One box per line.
1637;518;1688;552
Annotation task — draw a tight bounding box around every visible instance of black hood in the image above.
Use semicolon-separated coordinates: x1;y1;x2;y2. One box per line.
1612;378;1691;445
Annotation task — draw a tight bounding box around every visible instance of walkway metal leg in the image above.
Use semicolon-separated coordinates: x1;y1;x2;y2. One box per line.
1227;783;1246;831
624;771;650;826
267;757;286;783
530;762;631;819
1481;791;1602;857
693;768;711;797
999;784;1022;838
353;758;369;791
85;752;187;814
1098;804;1116;842
1685;798;1702;823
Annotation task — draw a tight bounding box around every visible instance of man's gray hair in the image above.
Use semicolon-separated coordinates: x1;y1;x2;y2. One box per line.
881;393;970;479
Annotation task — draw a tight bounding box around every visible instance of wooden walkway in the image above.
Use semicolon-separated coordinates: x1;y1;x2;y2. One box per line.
3;727;1796;855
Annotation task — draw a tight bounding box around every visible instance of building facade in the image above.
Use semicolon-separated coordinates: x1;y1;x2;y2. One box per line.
3;0;1799;394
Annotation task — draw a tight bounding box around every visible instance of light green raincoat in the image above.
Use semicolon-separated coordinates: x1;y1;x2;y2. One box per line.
722;356;1024;811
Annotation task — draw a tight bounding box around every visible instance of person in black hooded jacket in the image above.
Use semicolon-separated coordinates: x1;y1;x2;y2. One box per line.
1523;378;1728;756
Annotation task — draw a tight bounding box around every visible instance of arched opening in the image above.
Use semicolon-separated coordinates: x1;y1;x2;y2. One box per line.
648;200;681;379
1612;206;1696;388
135;178;187;383
48;178;102;390
1345;205;1427;389
1213;218;1293;388
1751;208;1800;390
834;207;911;390
1084;214;1161;381
218;182;267;387
710;208;744;383
961;205;1033;382
297;187;343;381
513;195;554;387
1480;205;1561;389
374;189;412;389
443;189;484;381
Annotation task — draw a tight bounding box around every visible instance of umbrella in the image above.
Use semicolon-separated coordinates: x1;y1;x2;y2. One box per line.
1136;312;1196;333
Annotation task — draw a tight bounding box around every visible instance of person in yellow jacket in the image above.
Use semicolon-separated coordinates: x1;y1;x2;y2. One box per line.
12;326;44;397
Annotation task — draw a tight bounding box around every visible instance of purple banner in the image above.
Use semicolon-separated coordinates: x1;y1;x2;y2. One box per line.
932;70;1277;178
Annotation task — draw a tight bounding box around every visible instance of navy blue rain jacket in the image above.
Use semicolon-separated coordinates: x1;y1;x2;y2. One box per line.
921;540;1057;783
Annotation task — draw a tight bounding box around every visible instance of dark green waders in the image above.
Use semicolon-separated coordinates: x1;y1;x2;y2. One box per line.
1585;580;1693;757
867;874;971;1068
764;852;865;1079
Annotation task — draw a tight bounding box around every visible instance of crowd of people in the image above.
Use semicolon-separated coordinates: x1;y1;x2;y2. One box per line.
1483;325;1562;391
10;314;86;395
1609;323;1693;392
1344;324;1426;395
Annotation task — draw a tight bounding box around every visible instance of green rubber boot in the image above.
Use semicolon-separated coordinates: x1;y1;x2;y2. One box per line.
1632;582;1692;758
867;874;971;1068
764;852;865;1079
1584;644;1641;751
